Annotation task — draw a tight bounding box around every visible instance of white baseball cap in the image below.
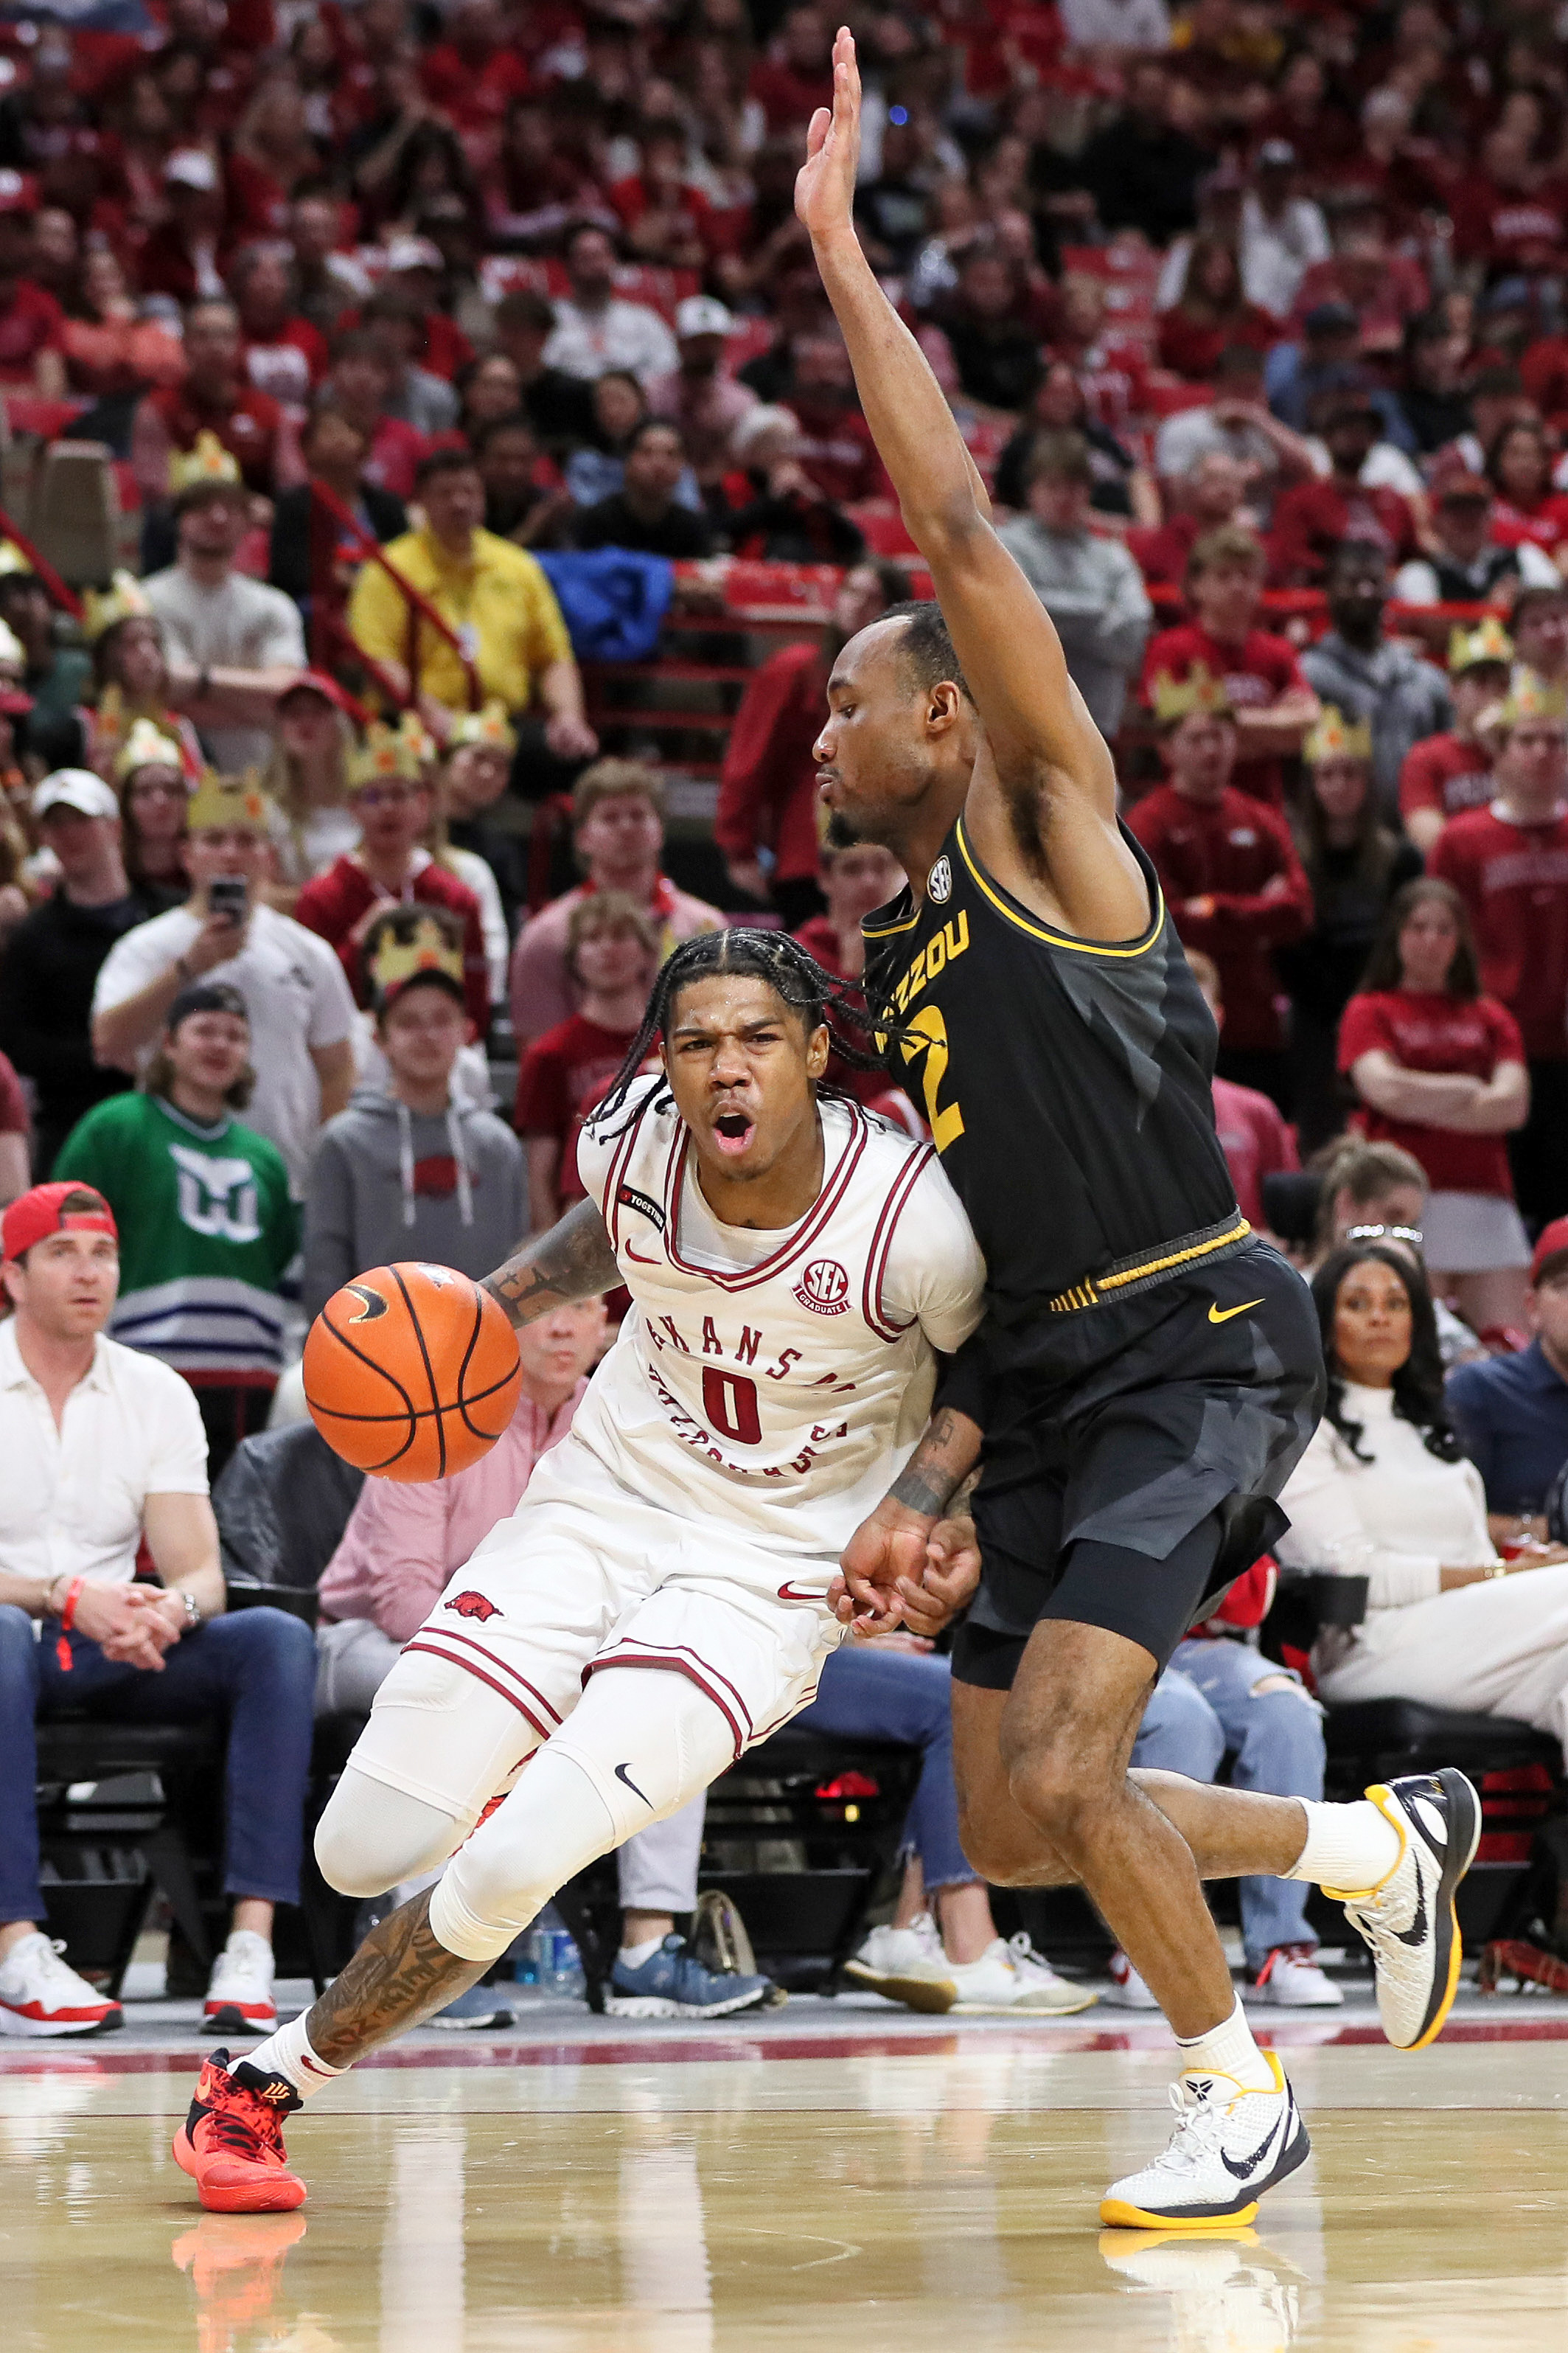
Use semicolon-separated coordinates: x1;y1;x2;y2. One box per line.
33;768;120;822
675;295;734;339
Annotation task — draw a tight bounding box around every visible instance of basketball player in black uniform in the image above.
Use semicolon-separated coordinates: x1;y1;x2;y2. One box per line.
798;29;1480;2229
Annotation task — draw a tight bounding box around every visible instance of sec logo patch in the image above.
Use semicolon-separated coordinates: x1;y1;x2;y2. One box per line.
793;1259;851;1316
928;856;952;903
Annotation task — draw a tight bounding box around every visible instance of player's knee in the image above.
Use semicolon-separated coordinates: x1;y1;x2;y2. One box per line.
314;1767;463;1898
1000;1735;1112;1852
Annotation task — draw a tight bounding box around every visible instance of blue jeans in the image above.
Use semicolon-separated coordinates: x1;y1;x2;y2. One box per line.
795;1641;976;1892
0;1603;318;1925
1134;1636;1325;1970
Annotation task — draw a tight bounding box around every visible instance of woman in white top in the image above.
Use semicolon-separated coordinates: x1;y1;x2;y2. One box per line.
1278;1241;1568;1756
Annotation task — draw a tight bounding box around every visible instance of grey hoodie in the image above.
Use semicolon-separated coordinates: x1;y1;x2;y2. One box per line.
302;1085;526;1316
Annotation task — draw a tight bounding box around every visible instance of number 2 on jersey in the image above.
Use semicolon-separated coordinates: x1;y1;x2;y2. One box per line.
901;1004;965;1151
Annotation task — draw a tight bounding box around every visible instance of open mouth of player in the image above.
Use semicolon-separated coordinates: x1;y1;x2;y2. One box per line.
713;1108;756;1158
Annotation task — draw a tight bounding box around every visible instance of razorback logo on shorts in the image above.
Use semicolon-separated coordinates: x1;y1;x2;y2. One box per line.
445;1590;499;1622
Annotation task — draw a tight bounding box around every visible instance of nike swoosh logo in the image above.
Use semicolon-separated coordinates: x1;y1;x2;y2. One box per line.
1220;2111;1286;2181
1393;1871;1429;1950
1209;1298;1264;1325
777;1581;827;1603
624;1244;661;1265
614;1762;652;1807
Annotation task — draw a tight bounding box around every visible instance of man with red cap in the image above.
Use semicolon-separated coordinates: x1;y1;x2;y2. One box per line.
1448;1217;1568;1537
0;1181;316;2039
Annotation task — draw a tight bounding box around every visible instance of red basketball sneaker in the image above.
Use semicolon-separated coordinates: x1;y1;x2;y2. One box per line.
173;2050;307;2213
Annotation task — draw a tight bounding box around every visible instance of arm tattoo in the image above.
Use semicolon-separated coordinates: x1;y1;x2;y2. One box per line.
888;1407;983;1518
304;1888;487;2068
482;1197;620;1329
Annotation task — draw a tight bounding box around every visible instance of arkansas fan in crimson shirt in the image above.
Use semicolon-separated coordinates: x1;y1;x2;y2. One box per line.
1339;987;1526;1196
1210;1074;1299;1228
515;1012;639;1212
1139;620;1311;809
1398;731;1495;840
1429;804;1568;1061
294;856;489;1029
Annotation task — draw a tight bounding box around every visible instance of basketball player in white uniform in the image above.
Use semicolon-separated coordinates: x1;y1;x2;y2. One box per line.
173;928;986;2212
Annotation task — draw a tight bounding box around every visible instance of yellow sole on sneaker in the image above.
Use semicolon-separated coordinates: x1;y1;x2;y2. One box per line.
1098;2197;1260;2231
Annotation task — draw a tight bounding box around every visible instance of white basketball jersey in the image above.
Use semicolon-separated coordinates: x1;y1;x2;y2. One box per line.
564;1077;986;1561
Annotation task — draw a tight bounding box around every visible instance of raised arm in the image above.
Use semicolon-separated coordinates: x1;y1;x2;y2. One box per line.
797;30;1146;937
481;1196;620;1329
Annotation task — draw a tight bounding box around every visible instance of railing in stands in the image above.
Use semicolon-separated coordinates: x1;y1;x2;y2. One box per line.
304;476;483;713
0;504;82;620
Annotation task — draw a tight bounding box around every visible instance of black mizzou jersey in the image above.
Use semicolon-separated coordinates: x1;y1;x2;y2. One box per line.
861;813;1241;1342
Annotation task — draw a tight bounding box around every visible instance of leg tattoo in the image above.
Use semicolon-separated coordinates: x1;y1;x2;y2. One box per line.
304;1890;487;2068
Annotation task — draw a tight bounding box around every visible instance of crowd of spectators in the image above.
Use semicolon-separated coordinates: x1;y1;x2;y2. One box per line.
6;0;1568;2036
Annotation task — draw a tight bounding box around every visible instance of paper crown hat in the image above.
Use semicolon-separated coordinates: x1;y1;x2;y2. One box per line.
1448;616;1513;675
1304;704;1373;765
83;569;153;642
1148;662;1233;723
114;716;187;782
1486;670;1568;730
187;770;274;835
347;721;423;789
168;431;243;498
447;701;516;756
396;707;437;768
366;912;465;1004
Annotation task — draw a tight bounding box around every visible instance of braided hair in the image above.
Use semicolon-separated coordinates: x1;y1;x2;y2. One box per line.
593;927;896;1134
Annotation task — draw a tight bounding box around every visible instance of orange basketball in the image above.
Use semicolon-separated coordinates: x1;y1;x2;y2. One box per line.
303;1262;522;1481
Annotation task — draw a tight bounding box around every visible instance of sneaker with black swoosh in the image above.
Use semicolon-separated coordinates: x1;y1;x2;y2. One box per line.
1100;2055;1309;2229
1329;1769;1480;2051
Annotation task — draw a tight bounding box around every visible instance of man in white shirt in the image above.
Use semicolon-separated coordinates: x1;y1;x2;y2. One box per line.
1239;145;1331;320
543;225;679;387
91;776;356;1196
0;1180;317;2037
144;467;307;773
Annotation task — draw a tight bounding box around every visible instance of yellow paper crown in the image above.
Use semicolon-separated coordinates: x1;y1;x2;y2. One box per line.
188;769;274;835
1490;670;1568;730
1448;616;1513;675
447;701;516;757
82;569;153;642
347;722;423;789
1149;662;1233;723
366;913;464;1000
114;716;186;782
1304;704;1373;765
169;431;243;498
396;708;437;768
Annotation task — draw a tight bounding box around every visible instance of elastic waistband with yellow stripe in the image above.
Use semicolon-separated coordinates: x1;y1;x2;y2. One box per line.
1046;1214;1252;1315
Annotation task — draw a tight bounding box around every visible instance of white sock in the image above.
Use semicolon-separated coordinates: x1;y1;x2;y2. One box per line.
1177;1996;1277;2094
1286;1797;1402;1894
618;1935;663;1970
243;2009;345;2102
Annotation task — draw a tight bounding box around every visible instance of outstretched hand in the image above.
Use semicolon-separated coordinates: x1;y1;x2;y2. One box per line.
795;25;860;243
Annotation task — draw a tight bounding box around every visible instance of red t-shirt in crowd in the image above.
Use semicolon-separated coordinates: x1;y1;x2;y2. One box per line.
1126;514;1199;589
1338;987;1525;1195
515;1013;638;1206
1126;784;1314;1050
147;380;286;496
1210;1073;1298;1228
714;638;825;886
1139;622;1309;809
363;415;430;502
293;855;489;1028
0;279;65;386
1398;733;1494;827
1489;492;1568;555
1268;479;1418;584
1429;805;1568;1060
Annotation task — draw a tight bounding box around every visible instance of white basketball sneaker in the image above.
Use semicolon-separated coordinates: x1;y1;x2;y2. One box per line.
1247;1946;1344;2009
1328;1770;1480;2051
1105;1948;1160;2009
1100;2054;1309;2229
842;1914;956;2012
994;1933;1098;2015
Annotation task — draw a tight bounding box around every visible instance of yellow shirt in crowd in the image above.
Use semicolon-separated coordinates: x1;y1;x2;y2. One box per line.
347;525;573;715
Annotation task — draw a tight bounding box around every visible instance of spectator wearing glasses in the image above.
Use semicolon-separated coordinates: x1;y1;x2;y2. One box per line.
1341;879;1530;1337
1278;1245;1568;1762
0;1181;316;2039
1449;1220;1568;1541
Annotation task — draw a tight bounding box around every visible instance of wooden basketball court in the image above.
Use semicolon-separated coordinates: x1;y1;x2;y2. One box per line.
7;1984;1568;2352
